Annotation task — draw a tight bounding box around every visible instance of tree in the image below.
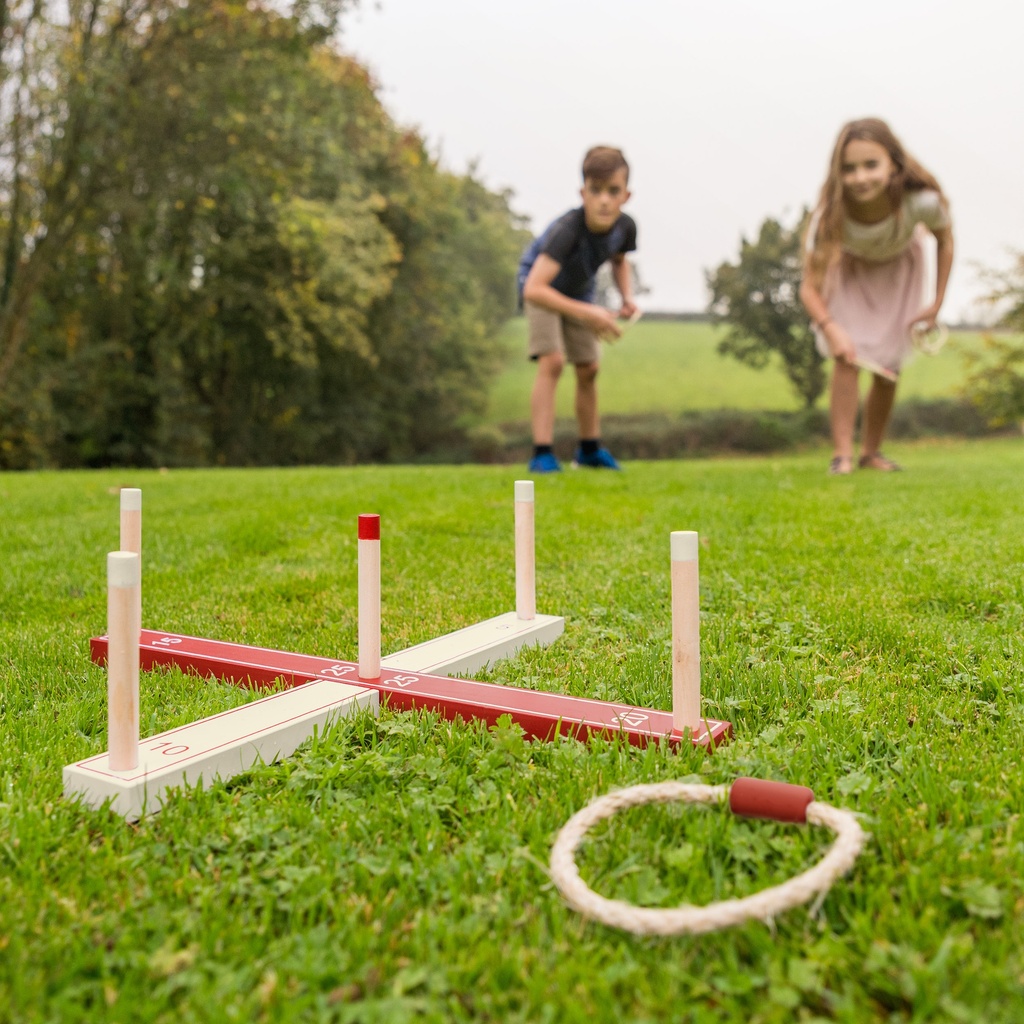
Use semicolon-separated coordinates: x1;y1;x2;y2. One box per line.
706;212;826;409
1;1;529;467
3;2;385;466
960;251;1024;430
343;146;530;460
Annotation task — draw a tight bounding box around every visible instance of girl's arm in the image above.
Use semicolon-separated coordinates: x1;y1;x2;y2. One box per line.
610;253;638;318
915;227;954;327
799;267;856;363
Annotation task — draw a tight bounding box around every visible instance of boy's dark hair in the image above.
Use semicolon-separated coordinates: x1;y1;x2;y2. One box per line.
582;146;629;183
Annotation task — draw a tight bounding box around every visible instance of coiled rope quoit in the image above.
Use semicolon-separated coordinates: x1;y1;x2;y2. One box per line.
911;320;949;356
549;778;866;936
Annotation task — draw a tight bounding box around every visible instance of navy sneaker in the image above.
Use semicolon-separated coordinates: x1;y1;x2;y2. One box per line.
573;447;620;469
528;451;562;473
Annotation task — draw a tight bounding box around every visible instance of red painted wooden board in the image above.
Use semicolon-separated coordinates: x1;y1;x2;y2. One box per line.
90;630;732;749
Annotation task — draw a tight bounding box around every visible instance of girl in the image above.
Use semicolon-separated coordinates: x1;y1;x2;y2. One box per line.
800;118;954;474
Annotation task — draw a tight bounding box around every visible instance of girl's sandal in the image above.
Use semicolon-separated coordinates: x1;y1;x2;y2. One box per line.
828;455;854;475
858;452;902;472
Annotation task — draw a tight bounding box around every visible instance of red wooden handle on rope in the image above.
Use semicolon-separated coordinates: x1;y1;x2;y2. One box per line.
729;777;815;824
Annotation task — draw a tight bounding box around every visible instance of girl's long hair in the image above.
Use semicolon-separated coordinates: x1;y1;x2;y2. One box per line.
804;118;947;289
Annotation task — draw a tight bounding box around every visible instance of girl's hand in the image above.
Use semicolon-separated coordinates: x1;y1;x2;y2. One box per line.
911;304;941;331
824;322;856;363
618;299;638;319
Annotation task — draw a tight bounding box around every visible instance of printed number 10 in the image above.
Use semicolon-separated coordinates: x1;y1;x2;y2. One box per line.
149;741;189;755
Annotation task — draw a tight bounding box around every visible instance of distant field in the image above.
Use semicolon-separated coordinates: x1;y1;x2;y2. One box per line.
482;319;984;425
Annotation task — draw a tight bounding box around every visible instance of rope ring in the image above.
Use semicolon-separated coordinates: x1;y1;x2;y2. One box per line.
911;321;949;355
549;781;866;936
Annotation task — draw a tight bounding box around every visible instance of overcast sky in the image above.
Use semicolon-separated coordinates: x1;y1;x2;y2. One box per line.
340;0;1023;320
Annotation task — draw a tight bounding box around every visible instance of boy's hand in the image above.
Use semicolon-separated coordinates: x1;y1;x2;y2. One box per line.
585;306;622;340
618;299;639;319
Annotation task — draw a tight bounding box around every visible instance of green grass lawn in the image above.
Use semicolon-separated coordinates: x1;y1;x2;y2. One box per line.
482;319;984;425
2;441;1024;1021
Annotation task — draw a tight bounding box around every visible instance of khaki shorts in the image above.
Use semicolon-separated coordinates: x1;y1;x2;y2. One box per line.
525;301;600;365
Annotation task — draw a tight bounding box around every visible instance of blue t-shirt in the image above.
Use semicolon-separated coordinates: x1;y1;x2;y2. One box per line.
517;208;637;304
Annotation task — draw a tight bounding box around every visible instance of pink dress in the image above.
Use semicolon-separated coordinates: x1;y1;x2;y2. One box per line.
810;190;950;375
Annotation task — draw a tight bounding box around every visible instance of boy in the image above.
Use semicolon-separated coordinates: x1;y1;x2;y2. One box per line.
518;145;638;472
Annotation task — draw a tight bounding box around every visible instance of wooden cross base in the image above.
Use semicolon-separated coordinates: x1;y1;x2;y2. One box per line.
63;679;375;820
89;630;733;749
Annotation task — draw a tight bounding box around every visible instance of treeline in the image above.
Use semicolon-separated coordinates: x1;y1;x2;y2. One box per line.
0;1;528;469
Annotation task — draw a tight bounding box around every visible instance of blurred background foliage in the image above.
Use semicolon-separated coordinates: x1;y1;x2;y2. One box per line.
706;210;826;411
0;1;529;468
960;251;1024;431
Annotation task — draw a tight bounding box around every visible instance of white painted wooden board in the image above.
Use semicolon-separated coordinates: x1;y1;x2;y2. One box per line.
63;680;377;820
381;611;564;676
